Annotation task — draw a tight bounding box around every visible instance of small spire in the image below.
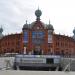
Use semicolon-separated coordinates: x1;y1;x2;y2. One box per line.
26;20;27;24
73;27;75;35
0;25;3;33
49;19;50;24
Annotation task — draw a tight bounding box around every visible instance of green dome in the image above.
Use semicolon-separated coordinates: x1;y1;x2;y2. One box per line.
73;27;75;40
0;27;3;33
0;27;3;39
35;9;42;20
73;28;75;35
23;20;29;30
46;20;54;30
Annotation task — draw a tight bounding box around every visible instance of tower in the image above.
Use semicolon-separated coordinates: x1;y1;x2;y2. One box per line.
47;20;54;43
22;8;54;55
22;20;29;54
73;27;75;40
0;26;3;39
46;20;54;54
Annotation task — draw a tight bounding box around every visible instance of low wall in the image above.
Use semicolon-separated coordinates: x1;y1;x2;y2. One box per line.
0;71;74;75
0;57;14;69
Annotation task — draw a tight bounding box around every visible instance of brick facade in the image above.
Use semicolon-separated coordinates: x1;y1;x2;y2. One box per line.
0;9;75;55
0;30;75;55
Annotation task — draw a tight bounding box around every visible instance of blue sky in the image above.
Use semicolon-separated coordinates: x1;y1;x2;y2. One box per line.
0;0;75;36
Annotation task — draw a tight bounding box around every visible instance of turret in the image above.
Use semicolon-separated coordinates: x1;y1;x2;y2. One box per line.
46;20;54;34
0;26;3;39
22;20;29;30
73;27;75;40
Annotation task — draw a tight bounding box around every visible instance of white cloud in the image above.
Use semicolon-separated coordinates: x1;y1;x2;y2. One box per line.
0;0;75;36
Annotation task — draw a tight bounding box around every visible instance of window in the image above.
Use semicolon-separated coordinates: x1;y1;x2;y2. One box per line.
55;51;60;55
48;44;50;47
56;42;59;46
48;35;52;43
32;31;44;45
61;50;64;55
24;32;28;43
32;31;44;38
32;32;36;38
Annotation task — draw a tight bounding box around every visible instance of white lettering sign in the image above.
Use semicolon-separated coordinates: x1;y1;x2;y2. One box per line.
21;58;46;64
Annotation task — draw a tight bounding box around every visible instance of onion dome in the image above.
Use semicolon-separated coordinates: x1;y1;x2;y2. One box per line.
73;27;75;40
23;20;29;30
0;27;3;33
46;20;54;30
0;27;3;39
35;8;42;20
29;9;45;29
73;27;75;35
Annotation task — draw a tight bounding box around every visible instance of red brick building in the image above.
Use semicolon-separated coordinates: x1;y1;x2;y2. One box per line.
0;9;75;55
0;33;23;54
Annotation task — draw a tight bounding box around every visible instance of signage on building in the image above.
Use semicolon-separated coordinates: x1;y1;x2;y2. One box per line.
15;55;61;64
21;58;46;64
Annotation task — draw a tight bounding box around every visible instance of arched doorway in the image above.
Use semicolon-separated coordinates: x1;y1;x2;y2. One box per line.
33;46;42;55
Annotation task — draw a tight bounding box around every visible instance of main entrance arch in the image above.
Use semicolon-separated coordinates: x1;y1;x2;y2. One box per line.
33;46;42;55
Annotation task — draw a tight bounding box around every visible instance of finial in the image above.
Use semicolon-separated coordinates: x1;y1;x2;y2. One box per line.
73;27;75;35
49;19;50;24
0;25;3;33
26;20;27;24
38;6;39;10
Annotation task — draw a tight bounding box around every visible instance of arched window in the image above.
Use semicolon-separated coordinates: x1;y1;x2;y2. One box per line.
24;32;28;43
32;31;44;45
